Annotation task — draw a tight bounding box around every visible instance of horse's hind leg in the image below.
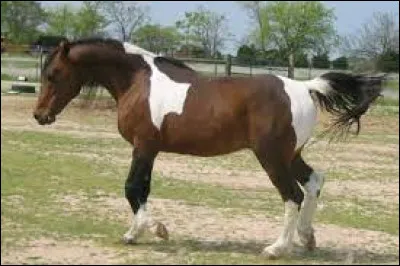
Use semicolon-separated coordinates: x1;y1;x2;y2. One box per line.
253;138;304;259
122;148;168;244
291;154;324;251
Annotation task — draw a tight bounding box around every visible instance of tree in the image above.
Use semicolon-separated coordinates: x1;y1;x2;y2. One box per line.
342;11;399;72
73;1;108;38
295;52;309;68
236;44;257;64
376;50;399;72
132;24;182;55
1;1;45;44
239;1;337;78
312;53;330;69
332;56;348;70
176;5;230;58
176;44;206;58
237;1;270;52
44;4;76;39
99;1;149;42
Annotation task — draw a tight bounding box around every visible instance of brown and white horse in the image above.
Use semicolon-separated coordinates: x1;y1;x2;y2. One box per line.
33;38;384;258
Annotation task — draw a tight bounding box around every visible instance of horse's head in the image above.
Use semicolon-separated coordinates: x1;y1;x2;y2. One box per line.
33;41;81;125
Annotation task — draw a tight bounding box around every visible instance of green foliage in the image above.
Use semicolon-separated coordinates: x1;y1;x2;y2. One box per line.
295;52;309;68
236;44;257;64
1;1;46;44
176;5;230;58
332;56;349;70
266;1;337;54
44;4;76;39
377;50;399;72
72;1;108;38
312;53;330;69
45;2;107;40
132;24;182;55
240;1;337;77
175;44;207;58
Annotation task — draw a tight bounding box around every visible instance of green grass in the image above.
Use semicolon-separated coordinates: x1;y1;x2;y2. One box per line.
1;72;40;82
1;126;398;264
375;96;399;107
1;73;13;81
384;79;399;92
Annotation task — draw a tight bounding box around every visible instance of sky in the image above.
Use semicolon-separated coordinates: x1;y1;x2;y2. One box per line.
40;1;399;58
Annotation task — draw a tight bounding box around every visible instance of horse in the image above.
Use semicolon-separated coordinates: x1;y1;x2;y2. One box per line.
32;38;384;259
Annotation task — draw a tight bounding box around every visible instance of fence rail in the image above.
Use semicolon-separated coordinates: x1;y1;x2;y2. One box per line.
1;45;399;82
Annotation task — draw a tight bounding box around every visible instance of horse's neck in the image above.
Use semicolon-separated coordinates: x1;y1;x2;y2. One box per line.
78;59;136;102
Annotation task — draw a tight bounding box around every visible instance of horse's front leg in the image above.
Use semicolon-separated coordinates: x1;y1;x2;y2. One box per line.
122;148;168;244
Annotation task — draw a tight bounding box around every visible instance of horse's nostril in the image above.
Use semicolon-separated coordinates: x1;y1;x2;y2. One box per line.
34;113;39;120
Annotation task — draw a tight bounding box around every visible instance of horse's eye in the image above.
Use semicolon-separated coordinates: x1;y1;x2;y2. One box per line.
47;74;55;82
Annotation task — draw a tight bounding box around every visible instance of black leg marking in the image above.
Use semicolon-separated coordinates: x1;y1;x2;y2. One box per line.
125;149;155;214
291;154;313;186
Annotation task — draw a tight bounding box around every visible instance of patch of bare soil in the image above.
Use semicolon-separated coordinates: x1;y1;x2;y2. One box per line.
56;193;399;262
1;95;119;138
153;155;398;204
1;238;125;265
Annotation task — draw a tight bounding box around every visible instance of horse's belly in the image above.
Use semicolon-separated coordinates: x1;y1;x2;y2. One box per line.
160;115;249;156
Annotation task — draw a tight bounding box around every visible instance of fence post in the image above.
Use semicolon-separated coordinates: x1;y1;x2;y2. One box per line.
250;59;253;76
39;47;43;92
225;54;232;77
307;53;312;80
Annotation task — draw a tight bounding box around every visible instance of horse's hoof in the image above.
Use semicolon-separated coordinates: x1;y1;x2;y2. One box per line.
122;234;137;245
298;229;316;251
155;222;169;241
261;244;289;259
302;234;316;251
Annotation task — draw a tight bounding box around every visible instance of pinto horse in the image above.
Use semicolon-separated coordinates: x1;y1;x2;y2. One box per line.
33;38;384;258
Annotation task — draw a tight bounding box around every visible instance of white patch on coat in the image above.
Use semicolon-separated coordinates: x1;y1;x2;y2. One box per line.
123;42;191;130
297;171;324;243
263;200;299;257
123;204;147;242
303;171;324;197
277;75;319;150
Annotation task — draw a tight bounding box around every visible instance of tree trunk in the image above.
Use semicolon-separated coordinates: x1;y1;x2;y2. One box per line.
288;52;295;78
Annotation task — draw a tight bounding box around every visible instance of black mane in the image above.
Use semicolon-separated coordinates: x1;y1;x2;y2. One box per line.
69;38;124;51
43;37;196;76
154;56;195;72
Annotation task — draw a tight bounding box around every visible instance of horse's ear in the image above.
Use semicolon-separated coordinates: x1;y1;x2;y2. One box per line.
59;41;70;57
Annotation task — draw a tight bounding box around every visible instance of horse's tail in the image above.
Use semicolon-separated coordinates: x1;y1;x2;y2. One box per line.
304;72;385;140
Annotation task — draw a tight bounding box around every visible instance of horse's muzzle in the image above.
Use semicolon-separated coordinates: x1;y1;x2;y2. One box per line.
33;112;56;125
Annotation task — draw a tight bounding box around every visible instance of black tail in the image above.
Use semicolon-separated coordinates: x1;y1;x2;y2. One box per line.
306;72;385;140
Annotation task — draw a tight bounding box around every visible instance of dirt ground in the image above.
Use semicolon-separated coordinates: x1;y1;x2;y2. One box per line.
1;95;399;264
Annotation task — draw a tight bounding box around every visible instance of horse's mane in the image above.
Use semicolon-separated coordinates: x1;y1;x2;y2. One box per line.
69;38;125;51
43;37;195;74
154;56;195;72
